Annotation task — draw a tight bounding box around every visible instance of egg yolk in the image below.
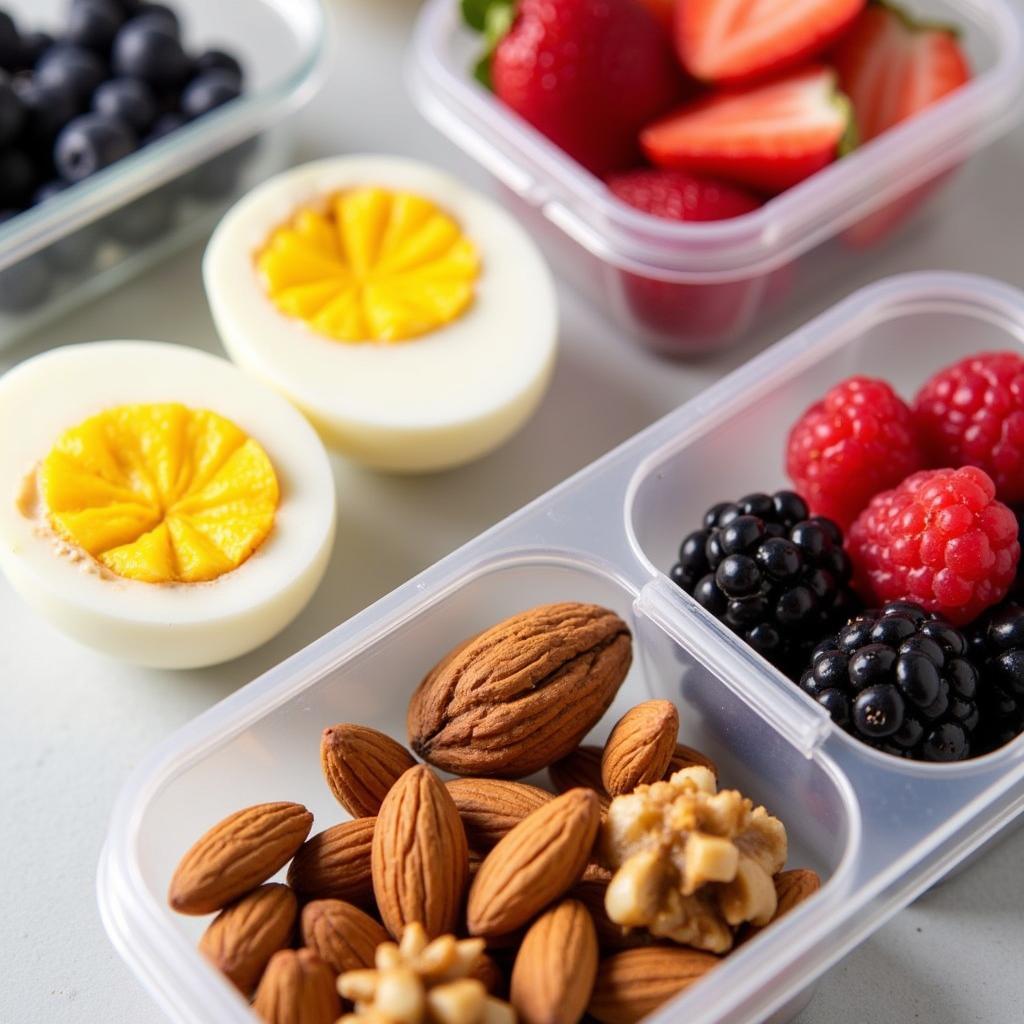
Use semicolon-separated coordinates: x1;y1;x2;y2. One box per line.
39;403;279;584
255;187;481;343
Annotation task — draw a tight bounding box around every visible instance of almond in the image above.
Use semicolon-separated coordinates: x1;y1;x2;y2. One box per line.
666;743;719;780
252;948;339;1024
548;746;610;809
169;802;313;915
587;947;719;1024
570;865;651;953
287;818;375;906
198;883;298;995
408;603;632;778
320;724;416;817
301;899;389;975
446;778;554;850
510;899;598;1024
470;952;506;996
467;788;600;938
740;869;821;944
372;764;469;938
601;701;679;796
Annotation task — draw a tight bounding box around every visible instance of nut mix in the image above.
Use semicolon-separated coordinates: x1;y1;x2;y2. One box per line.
167;602;821;1024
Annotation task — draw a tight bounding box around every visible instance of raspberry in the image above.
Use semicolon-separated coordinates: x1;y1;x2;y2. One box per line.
786;376;924;528
913;351;1024;504
847;465;1020;625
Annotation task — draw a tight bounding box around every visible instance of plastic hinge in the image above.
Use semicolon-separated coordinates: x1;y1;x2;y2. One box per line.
635;577;833;758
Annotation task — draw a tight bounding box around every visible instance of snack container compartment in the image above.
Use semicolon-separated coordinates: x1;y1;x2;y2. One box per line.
101;273;1024;1024
0;0;327;349
409;0;1024;357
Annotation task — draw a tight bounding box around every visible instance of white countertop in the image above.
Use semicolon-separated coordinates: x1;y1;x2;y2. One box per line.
3;1;1024;1021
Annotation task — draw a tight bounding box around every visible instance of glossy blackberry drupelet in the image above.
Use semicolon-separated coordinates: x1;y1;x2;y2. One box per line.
802;601;981;762
968;602;1024;754
670;491;859;675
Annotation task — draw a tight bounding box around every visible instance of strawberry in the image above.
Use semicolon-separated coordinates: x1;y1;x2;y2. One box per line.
469;0;686;177
676;0;867;85
641;65;855;194
607;168;764;347
832;2;971;246
637;0;675;35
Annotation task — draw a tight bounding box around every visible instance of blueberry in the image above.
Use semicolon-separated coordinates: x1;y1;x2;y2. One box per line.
853;684;905;739
36;44;107;103
92;77;156;132
921;722;967;762
104;187;175;244
133;3;180;35
720;515;764;555
144;109;185;143
54;113;136;182
112;18;188;87
12;30;53;71
33;180;103;272
756;538;801;581
848;643;897;690
193;48;243;82
895;652;940;708
716;554;760;597
693;574;726;616
0;76;25;146
180;69;241;120
14;78;80;153
816;688;850;727
772;491;809;527
0;10;19;69
68;0;125;52
0;149;36;207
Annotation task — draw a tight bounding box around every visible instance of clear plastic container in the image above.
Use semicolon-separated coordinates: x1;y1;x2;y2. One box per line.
100;272;1024;1024
0;0;327;348
408;0;1024;357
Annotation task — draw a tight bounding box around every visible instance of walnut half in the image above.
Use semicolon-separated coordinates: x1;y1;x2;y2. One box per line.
602;767;787;954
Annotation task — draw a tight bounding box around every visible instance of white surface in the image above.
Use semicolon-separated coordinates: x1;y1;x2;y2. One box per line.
1;1;1023;1021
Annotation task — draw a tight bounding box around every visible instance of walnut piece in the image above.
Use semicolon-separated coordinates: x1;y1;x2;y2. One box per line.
602;767;787;954
337;923;515;1024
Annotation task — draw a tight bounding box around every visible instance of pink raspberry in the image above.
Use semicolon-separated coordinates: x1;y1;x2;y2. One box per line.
914;351;1024;504
847;465;1020;625
786;376;924;528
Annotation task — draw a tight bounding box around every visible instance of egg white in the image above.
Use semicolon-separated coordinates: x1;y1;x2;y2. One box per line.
203;155;559;473
0;341;336;669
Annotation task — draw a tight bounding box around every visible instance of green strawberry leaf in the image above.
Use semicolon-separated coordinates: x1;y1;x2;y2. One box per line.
464;0;515;92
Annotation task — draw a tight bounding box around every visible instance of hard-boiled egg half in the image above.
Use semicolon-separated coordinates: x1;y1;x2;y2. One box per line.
0;342;335;668
203;156;558;473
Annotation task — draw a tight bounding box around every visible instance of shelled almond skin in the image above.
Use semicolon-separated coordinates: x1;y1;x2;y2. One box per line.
286;818;376;906
169;802;313;915
372;764;470;939
601;700;679;796
300;899;389;974
511;899;599;1024
739;868;821;944
252;948;339;1024
320;724;416;817
467;788;600;937
408;603;632;778
198;883;298;995
446;778;554;850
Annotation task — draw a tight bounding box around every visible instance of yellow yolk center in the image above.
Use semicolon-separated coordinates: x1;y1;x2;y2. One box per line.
39;403;280;584
255;187;481;343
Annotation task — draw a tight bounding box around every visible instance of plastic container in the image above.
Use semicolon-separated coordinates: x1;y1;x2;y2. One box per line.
100;272;1024;1024
0;0;327;348
409;0;1024;357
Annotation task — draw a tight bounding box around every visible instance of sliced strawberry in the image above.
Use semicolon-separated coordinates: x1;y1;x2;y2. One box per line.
833;2;970;143
641;66;854;194
607;167;762;221
833;2;971;246
676;0;867;85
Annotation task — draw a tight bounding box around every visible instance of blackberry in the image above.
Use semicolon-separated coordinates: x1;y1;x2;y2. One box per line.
670;490;859;675
801;601;980;762
967;602;1024;754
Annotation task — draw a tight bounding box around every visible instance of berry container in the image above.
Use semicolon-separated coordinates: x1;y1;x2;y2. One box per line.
0;0;327;347
100;272;1024;1024
408;0;1024;357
